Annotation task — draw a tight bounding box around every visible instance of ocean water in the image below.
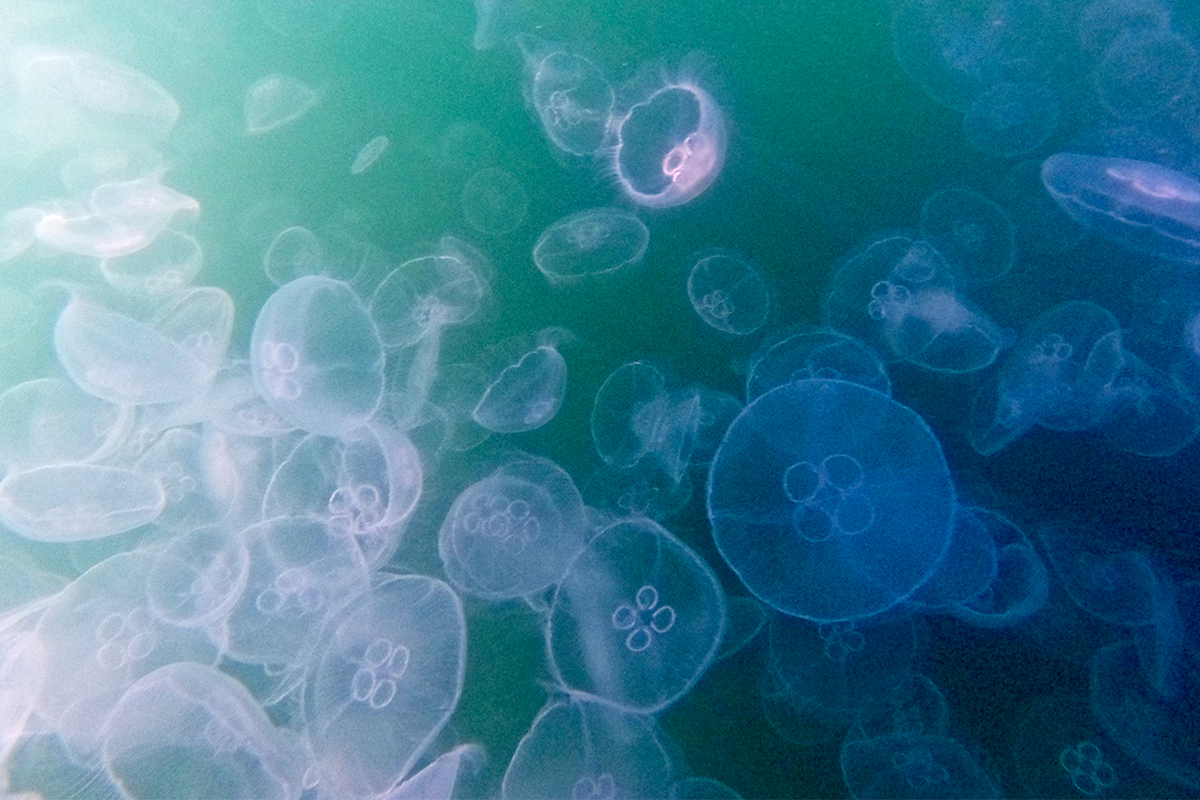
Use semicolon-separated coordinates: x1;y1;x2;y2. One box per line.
2;0;1200;797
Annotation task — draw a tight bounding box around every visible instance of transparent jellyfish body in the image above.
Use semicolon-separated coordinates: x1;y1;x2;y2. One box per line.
249;274;385;437
518;39;616;156
686;251;771;335
1042;153;1200;265
825;235;1012;373
101;662;308;800
707;379;955;622
438;455;588;600
548;517;726;713
306;574;465;799
609;65;726;209
501;699;675;800
746;328;892;400
532;208;648;284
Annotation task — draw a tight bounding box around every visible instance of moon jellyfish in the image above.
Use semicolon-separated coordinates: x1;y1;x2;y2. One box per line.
519;41;615;156
33;551;218;756
708;379;955;622
825;235;1012;373
548;517;726;713
470;328;570;434
462;167;528;236
0;463;165;542
438;455;588;600
746;328;891;401
369;238;490;349
687;251;771;336
306;574;466;799
920;187;1016;284
101;662;308;800
1095;30;1196;120
610;67;726;209
244;73;320;135
1041;153;1200;265
250;275;384;436
502;699;675;800
532;207;649;285
99;228;203;295
840;731;1001;798
262;425;423;569
962;82;1060;159
351;135;390;175
262;225;324;286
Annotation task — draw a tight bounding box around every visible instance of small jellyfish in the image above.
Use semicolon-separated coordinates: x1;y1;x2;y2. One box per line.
351;135;390;175
609;63;726;209
962;83;1060;159
462;167;528;235
469;328;570;434
1095;30;1196;120
438;455;588;600
686;251;771;335
244;73;320;135
919;187;1016;284
532;208;649;284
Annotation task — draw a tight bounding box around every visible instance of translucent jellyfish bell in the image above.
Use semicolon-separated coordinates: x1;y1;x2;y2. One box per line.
101;662;308;800
745;328;891;401
249;274;385;436
919;187;1016;285
368;238;490;349
519;41;615;157
532;208;649;285
244;73;321;135
609;65;726;209
962;82;1060;159
1041;153;1200;265
825;235;1012;373
547;517;726;713
501;699;675;800
306;574;466;799
686;251;771;336
438;455;588;600
707;379;955;622
470;328;570;434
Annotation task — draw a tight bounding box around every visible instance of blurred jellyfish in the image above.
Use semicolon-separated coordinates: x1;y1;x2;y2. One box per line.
351;135;390;175
244;73;320;135
462;167;528;235
962;82;1059;159
1095;31;1196;120
919;187;1016;284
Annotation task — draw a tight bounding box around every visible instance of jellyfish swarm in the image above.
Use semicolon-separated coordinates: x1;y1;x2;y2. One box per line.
608;66;726;209
1041;153;1200;265
707;379;955;623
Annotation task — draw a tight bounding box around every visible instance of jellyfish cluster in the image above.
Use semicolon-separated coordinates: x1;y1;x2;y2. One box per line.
1;0;1200;798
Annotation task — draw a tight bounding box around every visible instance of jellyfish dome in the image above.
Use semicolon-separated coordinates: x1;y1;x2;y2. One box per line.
609;70;726;209
707;379;955;622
